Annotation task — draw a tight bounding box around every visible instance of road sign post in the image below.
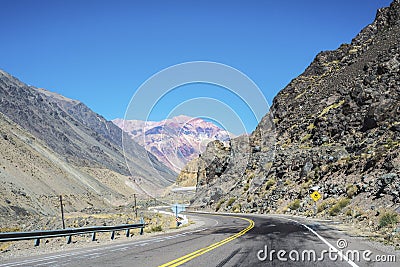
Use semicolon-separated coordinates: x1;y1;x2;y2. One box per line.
171;204;186;227
133;194;137;219
310;191;321;216
175;205;178;227
59;195;65;229
140;217;144;235
314;202;317;216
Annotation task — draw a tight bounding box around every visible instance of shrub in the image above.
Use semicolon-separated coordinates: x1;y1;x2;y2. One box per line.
345;209;352;217
284;179;292;186
301;180;313;189
288;199;301;210
318;100;345;118
379;211;399;229
346;184;358;198
300;134;312;143
264;162;273;170
265;178;276;190
247;196;253;203
243;183;249;192
329;198;350;216
232;204;241;213
215;199;225;211
227;197;236;207
151;225;163;232
317;198;335;213
307;123;315;130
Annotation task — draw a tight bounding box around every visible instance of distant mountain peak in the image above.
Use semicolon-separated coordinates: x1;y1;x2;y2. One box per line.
113;115;234;173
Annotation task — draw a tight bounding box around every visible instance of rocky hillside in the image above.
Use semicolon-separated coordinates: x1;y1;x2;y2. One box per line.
113;115;232;174
0;70;176;229
191;0;400;228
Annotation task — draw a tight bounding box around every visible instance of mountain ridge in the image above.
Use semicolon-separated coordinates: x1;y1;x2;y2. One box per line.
0;69;176;230
113;115;233;174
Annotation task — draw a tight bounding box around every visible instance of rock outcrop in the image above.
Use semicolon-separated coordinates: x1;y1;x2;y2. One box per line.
191;0;400;223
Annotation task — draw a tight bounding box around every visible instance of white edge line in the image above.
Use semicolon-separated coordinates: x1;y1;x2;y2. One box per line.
283;217;359;267
0;228;209;267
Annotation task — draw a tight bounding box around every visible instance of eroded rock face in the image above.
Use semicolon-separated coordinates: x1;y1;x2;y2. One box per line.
113;116;233;173
191;1;400;216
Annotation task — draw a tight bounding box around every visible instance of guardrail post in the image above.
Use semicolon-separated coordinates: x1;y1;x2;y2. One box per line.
0;222;146;245
140;218;144;235
111;231;115;240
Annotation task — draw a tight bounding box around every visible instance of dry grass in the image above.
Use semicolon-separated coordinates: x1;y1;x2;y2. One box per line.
288;199;301;210
318;100;345;118
329;198;350;216
0;227;21;252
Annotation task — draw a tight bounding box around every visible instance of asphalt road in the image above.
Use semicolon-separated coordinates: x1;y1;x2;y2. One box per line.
1;212;398;267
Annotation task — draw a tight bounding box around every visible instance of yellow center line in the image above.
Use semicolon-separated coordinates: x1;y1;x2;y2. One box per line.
158;215;255;267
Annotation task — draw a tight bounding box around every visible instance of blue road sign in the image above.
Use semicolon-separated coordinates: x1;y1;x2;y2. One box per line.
171;204;186;214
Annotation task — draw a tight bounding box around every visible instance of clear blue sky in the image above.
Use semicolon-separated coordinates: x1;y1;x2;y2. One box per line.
0;0;392;134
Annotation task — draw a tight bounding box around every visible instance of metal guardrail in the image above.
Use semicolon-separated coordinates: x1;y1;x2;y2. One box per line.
0;221;146;246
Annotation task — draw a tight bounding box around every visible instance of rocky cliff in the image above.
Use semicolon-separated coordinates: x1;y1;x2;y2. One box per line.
191;0;400;227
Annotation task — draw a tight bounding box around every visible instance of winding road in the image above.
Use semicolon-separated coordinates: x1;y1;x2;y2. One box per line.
1;212;398;267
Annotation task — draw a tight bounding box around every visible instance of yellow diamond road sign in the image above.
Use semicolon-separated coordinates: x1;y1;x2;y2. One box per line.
310;191;321;202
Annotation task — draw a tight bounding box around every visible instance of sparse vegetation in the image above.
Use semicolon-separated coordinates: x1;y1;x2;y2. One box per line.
306;123;315;130
329;198;350;216
348;48;358;54
300;133;312;143
346;184;358;198
248;173;255;180
0;227;20;232
345;208;353;217
0;242;11;252
301;179;313;190
318;100;345;118
281;138;292;149
232;204;241;213
264;162;273;170
227;197;236;207
151;225;163;232
317;198;336;213
384;139;399;150
243;183;249;192
215;199;225;211
295;91;306;99
379;211;399;229
265;178;276;190
299;145;312;149
284;179;292;186
0;227;20;251
288;199;301;210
